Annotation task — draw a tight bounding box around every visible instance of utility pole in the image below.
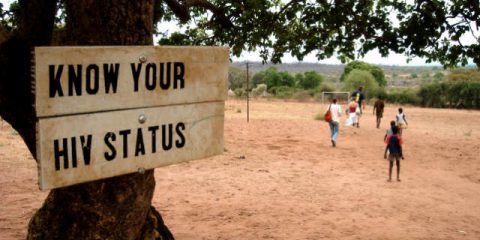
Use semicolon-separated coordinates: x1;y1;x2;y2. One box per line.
246;62;250;123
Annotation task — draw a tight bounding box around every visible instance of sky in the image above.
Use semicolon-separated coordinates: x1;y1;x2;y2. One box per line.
233;48;436;66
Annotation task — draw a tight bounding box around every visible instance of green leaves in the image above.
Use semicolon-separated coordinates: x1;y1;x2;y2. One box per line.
340;61;387;87
3;0;476;68
342;69;379;98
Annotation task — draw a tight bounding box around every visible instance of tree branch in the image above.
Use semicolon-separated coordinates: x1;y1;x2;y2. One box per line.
164;0;233;28
163;0;189;22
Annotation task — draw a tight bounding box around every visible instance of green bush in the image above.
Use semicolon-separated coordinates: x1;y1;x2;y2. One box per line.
270;86;297;98
418;81;480;109
234;88;246;97
317;83;336;93
342;69;380;100
375;88;388;100
418;83;448;108
252;84;267;97
385;89;421;105
298;71;324;89
340;61;387;87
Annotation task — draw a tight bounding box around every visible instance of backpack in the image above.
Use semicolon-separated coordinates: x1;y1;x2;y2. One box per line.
324;104;332;122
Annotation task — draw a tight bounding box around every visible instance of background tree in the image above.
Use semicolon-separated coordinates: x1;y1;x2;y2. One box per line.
298;71;323;90
263;67;281;90
294;73;305;87
278;70;295;87
251;70;266;88
342;69;379;99
158;1;479;67
1;0;479;239
340;60;386;87
228;66;247;90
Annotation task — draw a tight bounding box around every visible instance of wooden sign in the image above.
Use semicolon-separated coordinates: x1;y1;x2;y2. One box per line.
34;46;228;117
34;46;228;190
37;102;224;190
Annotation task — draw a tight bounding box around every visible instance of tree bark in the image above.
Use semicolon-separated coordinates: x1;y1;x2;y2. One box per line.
0;0;172;239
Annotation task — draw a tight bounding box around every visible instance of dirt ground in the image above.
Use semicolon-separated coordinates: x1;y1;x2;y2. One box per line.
1;98;480;240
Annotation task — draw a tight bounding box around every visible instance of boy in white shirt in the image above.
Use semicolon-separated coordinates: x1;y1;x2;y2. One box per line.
396;108;408;136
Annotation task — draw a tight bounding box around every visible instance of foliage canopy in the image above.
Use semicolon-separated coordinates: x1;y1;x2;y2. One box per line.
299;71;324;90
342;69;379;99
153;0;480;68
2;1;479;67
340;60;386;86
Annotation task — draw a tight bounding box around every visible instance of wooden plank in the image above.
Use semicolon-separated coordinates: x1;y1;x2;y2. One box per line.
36;101;224;190
34;46;229;117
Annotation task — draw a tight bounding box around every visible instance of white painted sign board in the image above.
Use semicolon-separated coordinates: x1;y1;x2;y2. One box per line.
35;46;228;190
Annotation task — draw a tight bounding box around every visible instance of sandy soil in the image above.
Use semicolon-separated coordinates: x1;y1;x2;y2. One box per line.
1;98;480;239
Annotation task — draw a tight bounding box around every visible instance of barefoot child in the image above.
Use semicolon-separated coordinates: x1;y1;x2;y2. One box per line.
384;126;404;182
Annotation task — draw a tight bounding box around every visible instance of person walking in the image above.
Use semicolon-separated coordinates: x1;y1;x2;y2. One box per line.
327;98;342;147
384;120;396;141
345;96;359;127
384;126;404;182
351;87;365;127
373;96;385;128
396;108;408;136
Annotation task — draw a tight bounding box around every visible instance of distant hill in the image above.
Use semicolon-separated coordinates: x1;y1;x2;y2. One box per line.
231;61;448;87
231;61;344;75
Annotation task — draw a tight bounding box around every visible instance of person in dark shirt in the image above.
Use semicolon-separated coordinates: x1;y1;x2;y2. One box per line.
373;96;385;128
351;87;365;127
384;126;404;182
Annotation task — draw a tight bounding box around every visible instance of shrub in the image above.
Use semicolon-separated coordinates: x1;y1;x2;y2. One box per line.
234;88;246;97
418;83;448;108
375;88;388;100
340;60;387;87
270;86;297;98
310;83;337;101
298;71;324;89
317;83;336;93
252;83;267;97
418;81;480;109
385;89;420;105
342;69;380;100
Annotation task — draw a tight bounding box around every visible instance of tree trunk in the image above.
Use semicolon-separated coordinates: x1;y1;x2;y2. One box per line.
0;0;173;239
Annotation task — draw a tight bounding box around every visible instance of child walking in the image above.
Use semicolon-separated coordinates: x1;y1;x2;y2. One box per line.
396;108;408;136
384;126;404;182
384;120;396;141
